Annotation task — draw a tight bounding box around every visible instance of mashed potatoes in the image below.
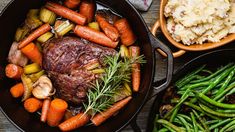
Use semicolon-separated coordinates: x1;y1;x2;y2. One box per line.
165;0;235;45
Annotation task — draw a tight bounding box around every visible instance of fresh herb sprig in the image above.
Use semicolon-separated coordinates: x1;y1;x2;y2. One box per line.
83;54;145;116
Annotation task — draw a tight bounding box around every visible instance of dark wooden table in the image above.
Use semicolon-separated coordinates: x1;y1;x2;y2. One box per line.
0;0;199;131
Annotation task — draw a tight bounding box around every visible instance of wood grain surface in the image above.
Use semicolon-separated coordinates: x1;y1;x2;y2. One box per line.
0;0;182;132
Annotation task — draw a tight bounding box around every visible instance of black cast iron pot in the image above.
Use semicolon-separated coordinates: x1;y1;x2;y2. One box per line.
146;49;235;132
0;0;173;131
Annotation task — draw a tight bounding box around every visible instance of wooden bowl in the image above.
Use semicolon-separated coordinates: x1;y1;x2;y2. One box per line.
151;0;235;58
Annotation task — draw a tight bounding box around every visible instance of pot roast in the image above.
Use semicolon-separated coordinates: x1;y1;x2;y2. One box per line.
43;37;116;104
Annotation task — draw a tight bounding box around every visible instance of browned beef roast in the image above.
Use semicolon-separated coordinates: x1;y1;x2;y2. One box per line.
43;37;116;104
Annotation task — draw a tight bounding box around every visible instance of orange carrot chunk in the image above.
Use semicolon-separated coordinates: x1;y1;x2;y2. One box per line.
91;96;132;126
24;98;42;113
21;42;42;66
40;98;51;123
10;83;24;98
114;18;136;46
5;64;23;79
96;14;119;42
47;98;68;127
18;23;51;49
64;0;80;9
129;46;141;92
79;0;95;23
45;2;86;25
59;112;90;131
74;25;118;48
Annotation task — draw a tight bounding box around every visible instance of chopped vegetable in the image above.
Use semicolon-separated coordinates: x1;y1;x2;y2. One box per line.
37;32;53;43
15;27;30;42
129;46;141;92
24;63;41;74
113;83;132;102
88;22;100;31
5;64;23;79
91;96;132;126
21;42;42;66
28;70;45;82
64;0;80;9
10;83;24;98
47;98;68;127
54;20;74;37
45;2;87;25
18;23;51;49
39;8;56;25
25;16;43;30
91;68;105;74
74;25;118;48
32;75;55;99
24;97;42;113
96;14;119;41
120;45;130;58
59;112;90;131
79;0;95;23
41;98;51;123
27;9;39;18
114;18;136;46
21;74;34;101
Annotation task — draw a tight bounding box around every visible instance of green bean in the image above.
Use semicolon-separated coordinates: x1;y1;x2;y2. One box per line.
205;120;220;125
190;112;198;132
195;92;235;109
199;104;235;117
216;109;235;113
183;102;221;120
215;68;235;98
209;118;232;130
191;63;234;83
214;128;219;132
177;115;192;132
192;109;210;132
218;86;235;102
219;119;235;132
190;65;235;103
201;69;213;75
156;119;185;132
180;82;210;91
226;124;235;131
153;114;159;132
177;116;192;132
213;81;235;101
162;124;176;132
176;65;206;88
194;75;206;80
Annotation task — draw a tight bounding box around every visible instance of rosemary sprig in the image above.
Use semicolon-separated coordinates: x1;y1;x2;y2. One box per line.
83;54;145;116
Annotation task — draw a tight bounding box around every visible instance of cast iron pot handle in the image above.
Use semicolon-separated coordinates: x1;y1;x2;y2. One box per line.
149;32;174;93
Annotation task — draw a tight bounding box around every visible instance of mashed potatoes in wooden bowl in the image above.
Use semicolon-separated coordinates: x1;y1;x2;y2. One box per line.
154;0;235;54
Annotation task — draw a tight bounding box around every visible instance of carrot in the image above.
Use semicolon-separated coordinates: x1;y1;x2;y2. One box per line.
129;46;141;92
96;14;119;42
59;112;90;131
21;42;42;66
114;18;136;46
47;98;68;127
64;0;80;9
40;98;51;123
5;64;23;79
18;23;51;49
74;25;118;48
79;0;95;23
24;97;42;113
91;96;132;126
45;2;86;25
10;83;24;98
